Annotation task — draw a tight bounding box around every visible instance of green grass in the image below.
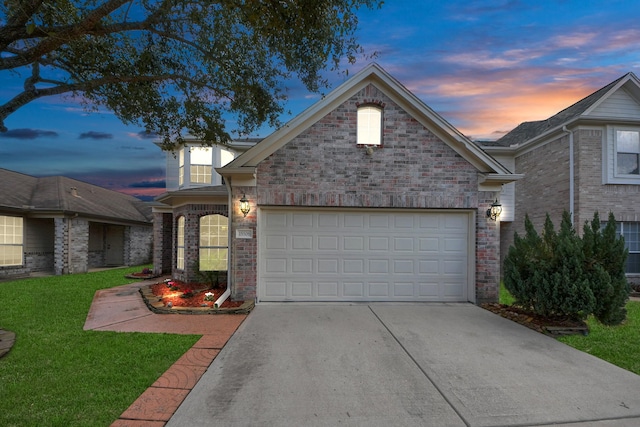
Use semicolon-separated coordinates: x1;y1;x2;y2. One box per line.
500;282;640;376
558;301;640;375
0;267;200;427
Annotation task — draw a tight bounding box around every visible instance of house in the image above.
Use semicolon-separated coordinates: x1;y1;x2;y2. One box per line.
153;63;521;304
0;168;153;279
481;72;640;282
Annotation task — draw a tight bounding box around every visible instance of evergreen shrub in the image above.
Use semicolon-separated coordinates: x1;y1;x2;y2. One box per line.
504;211;628;325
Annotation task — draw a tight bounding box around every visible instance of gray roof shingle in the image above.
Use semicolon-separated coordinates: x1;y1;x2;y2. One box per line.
0;168;152;223
492;73;631;147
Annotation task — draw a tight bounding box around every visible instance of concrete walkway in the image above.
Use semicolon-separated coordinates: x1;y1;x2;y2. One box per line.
167;303;640;427
82;279;247;426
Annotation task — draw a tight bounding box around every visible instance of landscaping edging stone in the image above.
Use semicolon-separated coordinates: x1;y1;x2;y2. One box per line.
0;329;16;358
139;285;254;315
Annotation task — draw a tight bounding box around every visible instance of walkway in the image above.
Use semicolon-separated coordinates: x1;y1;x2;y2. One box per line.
83;279;247;426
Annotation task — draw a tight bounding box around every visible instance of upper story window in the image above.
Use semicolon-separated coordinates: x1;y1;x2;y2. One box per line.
0;215;23;267
173;144;235;190
616;130;640;175
604;126;640;184
190;147;213;184
357;104;383;146
179;148;185;186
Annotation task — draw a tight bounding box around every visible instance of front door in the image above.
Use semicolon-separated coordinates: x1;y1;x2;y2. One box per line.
105;225;124;266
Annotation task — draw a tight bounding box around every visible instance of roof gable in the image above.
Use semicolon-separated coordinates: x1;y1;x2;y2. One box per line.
222;63;511;176
494;72;640;148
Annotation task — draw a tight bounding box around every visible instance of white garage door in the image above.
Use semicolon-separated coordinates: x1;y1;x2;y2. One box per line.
258;209;473;302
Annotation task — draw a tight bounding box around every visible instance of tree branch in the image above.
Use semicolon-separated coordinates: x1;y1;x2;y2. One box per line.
0;0;132;71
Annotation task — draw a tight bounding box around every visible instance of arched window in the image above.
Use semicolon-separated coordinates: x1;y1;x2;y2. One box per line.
357;105;383;146
176;216;185;270
199;214;228;271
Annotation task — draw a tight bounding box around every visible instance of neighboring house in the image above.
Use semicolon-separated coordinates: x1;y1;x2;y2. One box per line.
0;168;153;279
481;72;640;282
154;63;521;304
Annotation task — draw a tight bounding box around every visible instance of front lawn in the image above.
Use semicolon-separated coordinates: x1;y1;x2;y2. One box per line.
558;301;640;375
0;267;200;427
500;283;640;376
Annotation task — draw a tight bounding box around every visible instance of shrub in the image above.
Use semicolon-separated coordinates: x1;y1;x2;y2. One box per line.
582;212;629;325
504;211;628;324
504;212;595;319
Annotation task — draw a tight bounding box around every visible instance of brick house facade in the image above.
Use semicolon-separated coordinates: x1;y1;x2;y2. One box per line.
218;64;519;304
482;72;640;281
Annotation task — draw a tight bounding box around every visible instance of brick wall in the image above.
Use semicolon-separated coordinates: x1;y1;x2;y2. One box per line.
575;128;640;225
229;186;257;301
153;212;173;275
125;225;153;266
504;135;571;258
54;217;67;275
69;218;89;273
227;83;501;303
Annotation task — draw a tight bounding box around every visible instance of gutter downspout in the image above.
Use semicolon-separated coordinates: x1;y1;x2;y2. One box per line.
218;175;233;308
562;126;574;225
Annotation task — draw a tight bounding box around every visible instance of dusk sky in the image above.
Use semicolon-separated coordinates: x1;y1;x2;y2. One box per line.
2;1;640;200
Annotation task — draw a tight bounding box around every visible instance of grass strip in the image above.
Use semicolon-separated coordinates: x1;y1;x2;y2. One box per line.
500;282;640;376
0;267;200;427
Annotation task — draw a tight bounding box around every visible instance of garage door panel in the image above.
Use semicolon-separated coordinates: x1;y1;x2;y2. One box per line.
344;259;364;274
318;259;339;273
369;282;390;297
345;236;364;251
394;260;414;274
318;236;339;250
259;210;471;302
344;282;364;297
369;259;389;274
292;235;313;250
318;282;338;297
369;237;389;251
292;282;313;297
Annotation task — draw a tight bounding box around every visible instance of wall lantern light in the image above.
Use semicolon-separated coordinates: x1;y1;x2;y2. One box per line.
239;194;250;217
486;199;502;221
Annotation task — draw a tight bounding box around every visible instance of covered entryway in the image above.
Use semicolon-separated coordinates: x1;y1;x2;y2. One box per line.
258;208;474;302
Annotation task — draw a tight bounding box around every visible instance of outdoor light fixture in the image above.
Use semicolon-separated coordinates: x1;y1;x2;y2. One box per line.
486;199;502;221
239;194;250;217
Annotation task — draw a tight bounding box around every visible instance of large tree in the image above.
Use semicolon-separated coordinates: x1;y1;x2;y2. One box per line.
0;0;380;149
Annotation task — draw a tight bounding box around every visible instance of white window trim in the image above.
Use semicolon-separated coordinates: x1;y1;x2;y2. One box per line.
357;105;383;146
0;215;24;267
603;125;640;184
199;214;228;271
176;216;185;270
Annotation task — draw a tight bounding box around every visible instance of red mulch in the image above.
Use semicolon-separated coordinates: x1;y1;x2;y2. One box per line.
151;280;243;309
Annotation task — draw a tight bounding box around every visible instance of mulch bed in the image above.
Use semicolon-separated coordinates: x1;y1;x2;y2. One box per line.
152;280;244;309
481;303;589;336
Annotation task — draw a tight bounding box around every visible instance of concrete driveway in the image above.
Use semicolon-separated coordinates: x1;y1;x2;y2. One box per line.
167;303;640;427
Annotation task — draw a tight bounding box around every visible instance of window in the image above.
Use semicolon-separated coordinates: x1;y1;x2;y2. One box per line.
0;216;23;266
615;222;640;274
616;130;640;175
199;214;228;271
189;147;213;184
176;216;185;270
178;148;185;186
357;105;382;146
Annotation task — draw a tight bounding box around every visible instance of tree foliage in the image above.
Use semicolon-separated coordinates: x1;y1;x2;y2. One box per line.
0;0;381;149
504;211;629;324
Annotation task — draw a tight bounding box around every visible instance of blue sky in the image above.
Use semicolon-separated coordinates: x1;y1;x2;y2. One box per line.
2;0;640;200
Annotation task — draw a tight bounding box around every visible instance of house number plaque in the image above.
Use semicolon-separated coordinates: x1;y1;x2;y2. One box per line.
236;229;253;239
